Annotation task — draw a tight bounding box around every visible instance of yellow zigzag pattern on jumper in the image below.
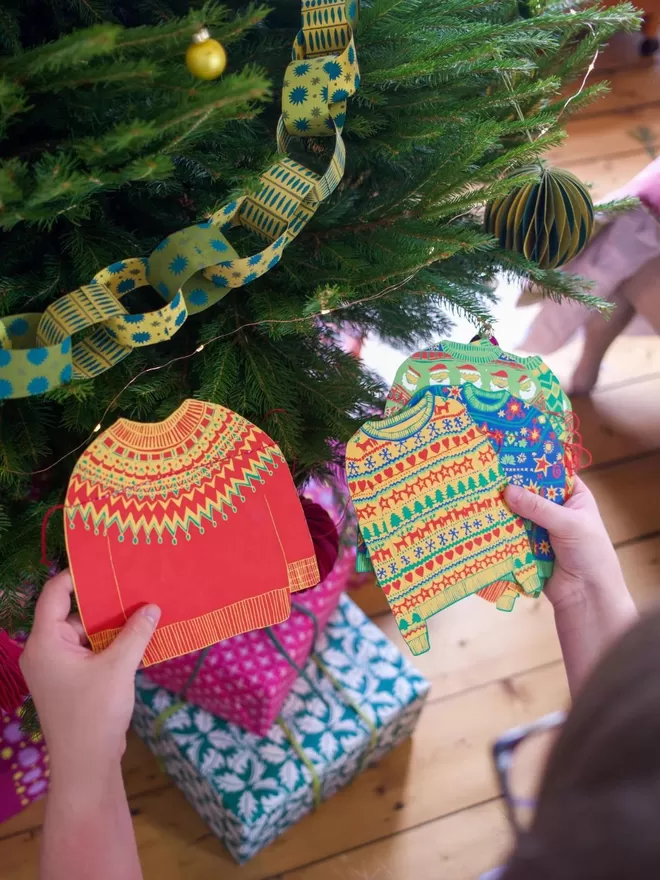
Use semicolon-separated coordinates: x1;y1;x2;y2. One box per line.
67;443;283;541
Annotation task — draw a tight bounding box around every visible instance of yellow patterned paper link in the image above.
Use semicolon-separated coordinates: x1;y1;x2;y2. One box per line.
0;0;360;401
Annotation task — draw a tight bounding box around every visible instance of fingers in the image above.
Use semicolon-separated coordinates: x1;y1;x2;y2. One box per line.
105;605;161;671
505;484;574;536
65;614;89;646
565;476;595;508
32;570;74;633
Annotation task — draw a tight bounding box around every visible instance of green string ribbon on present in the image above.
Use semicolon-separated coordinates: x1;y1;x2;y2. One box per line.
151;644;214;761
0;0;360;401
276;652;378;809
151;596;378;809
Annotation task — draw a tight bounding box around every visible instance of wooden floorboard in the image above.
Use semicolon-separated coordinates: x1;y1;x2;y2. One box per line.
549;102;660;166
575;65;660;118
282;799;510;880
2;30;660;880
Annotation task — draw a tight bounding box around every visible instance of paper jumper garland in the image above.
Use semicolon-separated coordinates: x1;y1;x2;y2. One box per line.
357;339;572;577
347;338;574;653
65;399;319;666
384;339;571;440
0;0;360;400
346;392;541;655
407;384;569;596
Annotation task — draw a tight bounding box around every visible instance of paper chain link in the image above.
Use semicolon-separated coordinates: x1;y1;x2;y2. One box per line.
0;0;359;400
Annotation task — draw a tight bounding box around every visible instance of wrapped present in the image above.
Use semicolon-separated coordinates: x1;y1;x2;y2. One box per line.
133;594;430;864
143;540;354;736
1;707;49;824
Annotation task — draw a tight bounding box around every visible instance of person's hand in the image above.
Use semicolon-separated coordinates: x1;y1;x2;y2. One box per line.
505;477;637;694
20;570;160;783
504;477;627;612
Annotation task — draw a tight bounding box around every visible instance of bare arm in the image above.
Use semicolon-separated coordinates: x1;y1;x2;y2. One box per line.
42;762;140;880
20;571;160;880
505;479;637;695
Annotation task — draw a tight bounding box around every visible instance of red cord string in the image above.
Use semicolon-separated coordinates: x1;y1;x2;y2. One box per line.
532;399;592;483
40;504;64;567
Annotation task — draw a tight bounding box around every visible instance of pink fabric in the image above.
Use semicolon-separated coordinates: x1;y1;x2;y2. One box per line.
1;707;49;824
144;544;353;735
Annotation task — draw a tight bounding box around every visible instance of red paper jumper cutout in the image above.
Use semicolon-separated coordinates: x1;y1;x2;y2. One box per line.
65;400;319;666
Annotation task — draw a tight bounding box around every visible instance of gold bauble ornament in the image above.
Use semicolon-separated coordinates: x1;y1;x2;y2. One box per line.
185;27;227;80
484;165;594;269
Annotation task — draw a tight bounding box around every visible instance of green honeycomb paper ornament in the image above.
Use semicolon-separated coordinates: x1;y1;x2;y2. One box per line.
484;165;594;269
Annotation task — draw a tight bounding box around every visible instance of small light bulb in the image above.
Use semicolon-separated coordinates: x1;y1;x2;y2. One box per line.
93;423;102;433
320;308;330;315
196;344;205;353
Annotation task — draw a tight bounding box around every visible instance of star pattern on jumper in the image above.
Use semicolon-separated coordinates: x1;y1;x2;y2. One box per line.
478;447;495;466
534;454;552;476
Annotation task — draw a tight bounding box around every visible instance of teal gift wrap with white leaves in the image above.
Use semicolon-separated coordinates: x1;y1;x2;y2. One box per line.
133;594;430;864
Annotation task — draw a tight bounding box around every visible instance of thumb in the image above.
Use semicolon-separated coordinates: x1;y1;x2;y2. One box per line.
106;605;161;671
505;484;572;536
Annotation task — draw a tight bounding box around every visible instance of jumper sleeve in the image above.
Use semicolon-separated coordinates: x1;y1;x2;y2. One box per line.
265;445;320;593
64;514;130;648
401;620;429;656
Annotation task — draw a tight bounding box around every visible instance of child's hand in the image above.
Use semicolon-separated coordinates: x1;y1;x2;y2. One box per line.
20;570;160;783
505;477;637;694
505;477;627;612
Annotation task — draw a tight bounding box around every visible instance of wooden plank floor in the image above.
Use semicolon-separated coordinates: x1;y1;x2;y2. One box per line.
3;31;660;880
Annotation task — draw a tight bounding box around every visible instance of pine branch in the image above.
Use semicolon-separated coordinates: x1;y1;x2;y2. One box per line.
2;24;121;78
68;0;106;25
32;59;159;93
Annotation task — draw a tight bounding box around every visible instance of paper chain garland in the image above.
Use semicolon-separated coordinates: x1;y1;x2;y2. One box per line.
0;0;360;401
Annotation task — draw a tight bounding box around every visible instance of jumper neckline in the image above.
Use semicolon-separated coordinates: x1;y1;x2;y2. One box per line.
521;353;541;369
107;399;207;451
439;339;504;364
362;391;434;440
461;384;509;408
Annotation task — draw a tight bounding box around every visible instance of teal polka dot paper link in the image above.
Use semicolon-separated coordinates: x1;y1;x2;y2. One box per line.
0;314;73;400
0;0;360;400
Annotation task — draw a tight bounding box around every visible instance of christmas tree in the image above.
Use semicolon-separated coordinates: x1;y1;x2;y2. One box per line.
0;0;639;636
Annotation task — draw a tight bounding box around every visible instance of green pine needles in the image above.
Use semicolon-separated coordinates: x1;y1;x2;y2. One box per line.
0;0;640;633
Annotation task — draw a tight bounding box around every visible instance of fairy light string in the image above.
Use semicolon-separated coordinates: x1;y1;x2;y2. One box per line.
6;271;418;478
500;15;600;147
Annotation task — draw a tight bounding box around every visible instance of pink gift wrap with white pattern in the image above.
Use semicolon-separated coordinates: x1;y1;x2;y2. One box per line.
1;707;49;824
144;478;355;735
